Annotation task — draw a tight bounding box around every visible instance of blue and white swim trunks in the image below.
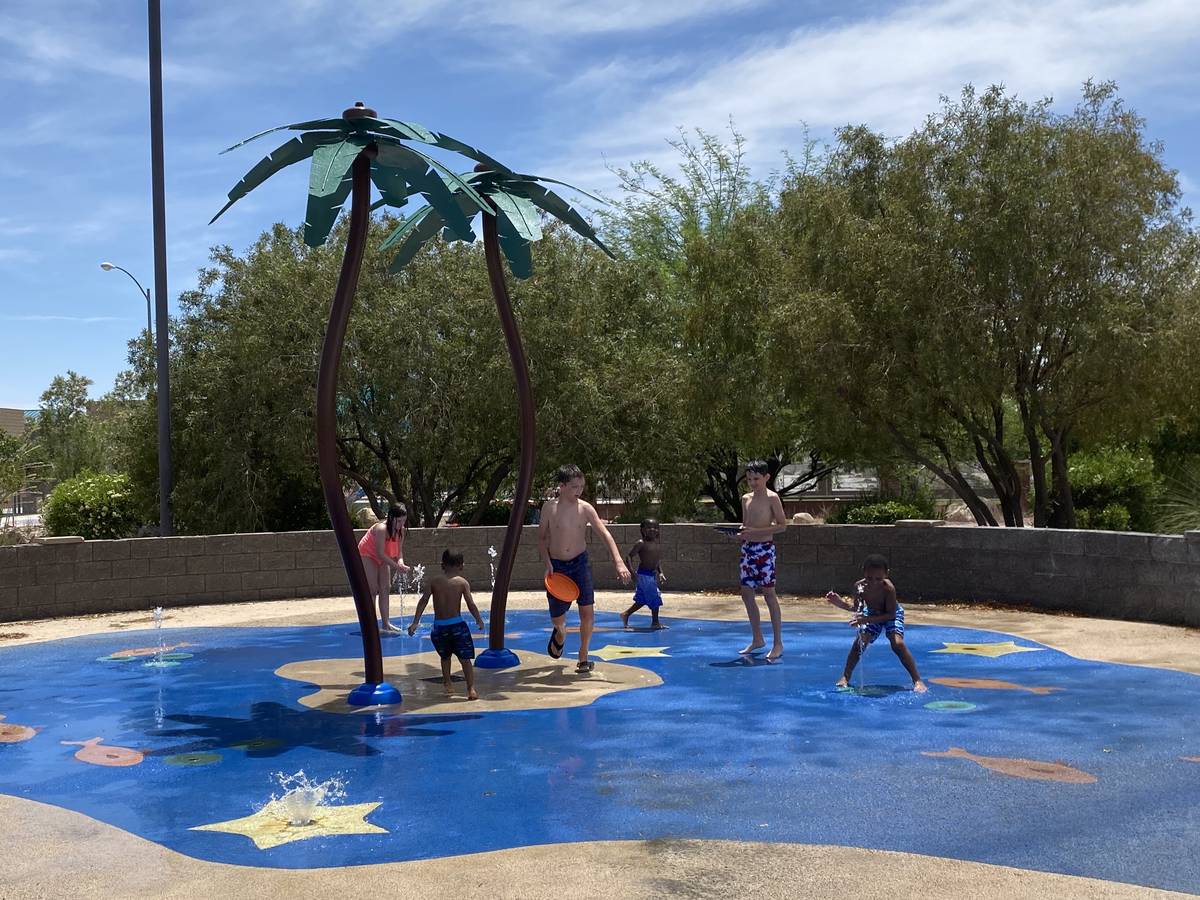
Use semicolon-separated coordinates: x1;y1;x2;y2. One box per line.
864;604;904;637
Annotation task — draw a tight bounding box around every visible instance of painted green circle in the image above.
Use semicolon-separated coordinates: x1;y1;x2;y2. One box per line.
230;737;285;752
164;752;222;767
96;655;135;663
158;652;193;661
924;700;977;712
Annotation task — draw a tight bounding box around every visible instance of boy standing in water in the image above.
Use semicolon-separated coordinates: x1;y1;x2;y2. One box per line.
409;550;486;700
539;464;631;672
621;518;668;630
826;554;927;692
737;460;788;661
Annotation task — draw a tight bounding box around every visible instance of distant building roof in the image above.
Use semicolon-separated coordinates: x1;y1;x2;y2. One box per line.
0;408;28;438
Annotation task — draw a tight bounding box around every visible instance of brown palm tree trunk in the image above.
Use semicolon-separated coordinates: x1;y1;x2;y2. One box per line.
316;146;396;700
480;212;535;663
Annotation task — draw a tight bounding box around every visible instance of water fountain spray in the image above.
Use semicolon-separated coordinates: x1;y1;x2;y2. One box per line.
270;770;347;827
854;583;869;691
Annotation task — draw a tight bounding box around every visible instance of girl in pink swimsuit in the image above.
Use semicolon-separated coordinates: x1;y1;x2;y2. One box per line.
358;504;410;633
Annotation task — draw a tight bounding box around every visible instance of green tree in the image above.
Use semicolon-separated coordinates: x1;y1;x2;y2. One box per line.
773;82;1196;526
31;372;109;482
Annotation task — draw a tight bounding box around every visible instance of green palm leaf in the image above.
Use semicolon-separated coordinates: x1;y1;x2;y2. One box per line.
304;139;364;247
374;143;484;241
370;162;410;209
495;211;533;279
210;132;345;224
505;180;614;258
430;133;514;174
382;207;446;273
486;190;543;242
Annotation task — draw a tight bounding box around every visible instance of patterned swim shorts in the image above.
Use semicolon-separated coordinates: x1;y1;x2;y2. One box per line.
430;618;476;661
739;541;776;589
864;604;905;638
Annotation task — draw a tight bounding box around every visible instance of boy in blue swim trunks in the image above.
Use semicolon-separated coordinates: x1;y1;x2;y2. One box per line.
408;550;486;700
825;554;927;692
539;464;631;672
621;518;667;630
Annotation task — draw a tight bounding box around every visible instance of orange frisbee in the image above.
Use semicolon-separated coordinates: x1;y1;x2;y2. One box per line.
544;572;580;603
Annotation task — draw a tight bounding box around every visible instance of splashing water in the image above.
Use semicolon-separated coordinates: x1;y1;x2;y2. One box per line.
854;584;868;692
397;564;426;631
269;770;347;827
487;545;498;592
144;606;171;669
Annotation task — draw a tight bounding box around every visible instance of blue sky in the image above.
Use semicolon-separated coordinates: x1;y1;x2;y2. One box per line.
1;0;1198;409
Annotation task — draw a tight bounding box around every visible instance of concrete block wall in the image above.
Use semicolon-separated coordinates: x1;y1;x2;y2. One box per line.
2;524;1198;627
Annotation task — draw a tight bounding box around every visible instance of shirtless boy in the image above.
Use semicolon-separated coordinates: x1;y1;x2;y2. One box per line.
539;464;631;672
408;550;486;700
736;460;788;661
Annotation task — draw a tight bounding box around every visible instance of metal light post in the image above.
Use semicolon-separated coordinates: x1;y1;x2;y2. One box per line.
147;0;172;535
99;262;152;339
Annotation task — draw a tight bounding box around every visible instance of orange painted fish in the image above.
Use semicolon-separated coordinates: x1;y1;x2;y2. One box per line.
923;747;1096;783
61;737;144;767
109;642;193;659
0;714;38;743
929;677;1062;695
1182;756;1200;764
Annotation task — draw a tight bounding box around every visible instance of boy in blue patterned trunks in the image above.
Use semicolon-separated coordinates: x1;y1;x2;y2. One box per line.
539;464;631;672
736;460;789;661
825;554;927;692
408;550;486;700
621;518;667;630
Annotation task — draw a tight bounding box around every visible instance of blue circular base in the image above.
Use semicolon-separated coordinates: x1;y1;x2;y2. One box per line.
475;648;520;669
347;681;402;706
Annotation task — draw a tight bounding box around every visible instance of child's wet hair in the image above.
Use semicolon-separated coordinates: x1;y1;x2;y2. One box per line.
745;459;770;476
862;553;889;573
555;463;584;483
441;549;464;568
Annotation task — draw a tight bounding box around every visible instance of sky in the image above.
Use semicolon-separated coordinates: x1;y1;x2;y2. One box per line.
1;0;1198;409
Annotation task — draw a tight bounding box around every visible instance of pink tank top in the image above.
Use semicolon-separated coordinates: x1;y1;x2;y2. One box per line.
358;528;399;563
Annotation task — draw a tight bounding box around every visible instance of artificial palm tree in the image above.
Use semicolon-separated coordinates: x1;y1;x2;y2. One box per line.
214;102;611;704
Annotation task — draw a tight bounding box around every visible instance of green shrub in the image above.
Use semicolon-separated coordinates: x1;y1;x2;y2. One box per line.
844;501;927;525
1069;447;1158;532
828;483;940;524
43;472;140;539
1074;502;1131;532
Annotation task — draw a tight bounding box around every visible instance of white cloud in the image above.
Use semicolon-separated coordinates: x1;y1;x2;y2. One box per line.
558;0;1200;179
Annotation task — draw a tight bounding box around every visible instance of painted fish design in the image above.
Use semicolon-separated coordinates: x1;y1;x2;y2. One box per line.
62;737;144;767
109;642;193;659
929;677;1062;695
923;747;1096;783
0;714;38;743
1182;756;1200;764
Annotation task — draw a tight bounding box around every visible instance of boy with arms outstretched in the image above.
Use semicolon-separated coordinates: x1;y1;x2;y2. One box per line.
539;464;631;672
409;550;486;700
621;518;667;630
736;460;789;661
825;554;927;692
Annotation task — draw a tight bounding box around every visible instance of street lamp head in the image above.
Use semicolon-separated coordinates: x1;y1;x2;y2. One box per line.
100;262;115;271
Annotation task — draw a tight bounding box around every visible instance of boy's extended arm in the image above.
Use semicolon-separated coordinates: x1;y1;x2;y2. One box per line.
588;504;631;582
625;540;643;572
462;582;484;629
537;503;552;576
407;588;433;635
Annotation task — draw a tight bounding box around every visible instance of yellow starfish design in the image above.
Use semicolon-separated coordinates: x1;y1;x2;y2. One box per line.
590;644;670;661
930;641;1042;658
191;801;386;850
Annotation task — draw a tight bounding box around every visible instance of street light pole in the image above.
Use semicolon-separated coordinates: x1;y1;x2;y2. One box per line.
147;0;172;536
99;262;152;340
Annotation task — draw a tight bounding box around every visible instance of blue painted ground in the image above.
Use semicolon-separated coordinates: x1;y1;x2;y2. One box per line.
0;610;1197;891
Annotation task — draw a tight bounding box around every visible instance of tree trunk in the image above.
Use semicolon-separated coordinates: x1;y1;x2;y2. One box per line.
468;458;512;526
315;148;386;688
1018;395;1051;527
481;213;536;654
1046;426;1076;528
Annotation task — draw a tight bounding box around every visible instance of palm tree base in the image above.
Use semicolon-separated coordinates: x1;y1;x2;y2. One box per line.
476;648;520;669
347;681;402;706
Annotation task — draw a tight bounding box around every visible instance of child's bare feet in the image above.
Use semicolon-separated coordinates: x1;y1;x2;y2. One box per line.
912;680;928;693
467;688;479;701
442;680;453;696
651;621;668;630
835;677;849;688
620;610;630;628
765;645;784;662
739;641;765;655
381;622;401;634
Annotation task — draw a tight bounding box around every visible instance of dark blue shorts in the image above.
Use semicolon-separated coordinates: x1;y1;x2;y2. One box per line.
547;551;594;618
430;619;475;661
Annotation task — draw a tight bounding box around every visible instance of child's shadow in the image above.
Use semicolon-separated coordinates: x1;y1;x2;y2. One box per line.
710;656;774;668
834;684;909;698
